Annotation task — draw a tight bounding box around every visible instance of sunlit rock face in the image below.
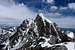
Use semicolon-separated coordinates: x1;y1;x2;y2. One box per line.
0;13;75;50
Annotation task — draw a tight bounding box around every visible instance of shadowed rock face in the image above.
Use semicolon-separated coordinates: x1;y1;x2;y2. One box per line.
34;14;53;36
0;44;5;50
49;45;68;50
34;14;45;36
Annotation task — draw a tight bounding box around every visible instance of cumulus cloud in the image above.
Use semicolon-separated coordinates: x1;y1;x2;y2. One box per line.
0;0;37;25
68;3;75;10
43;4;75;28
50;6;58;10
44;5;75;28
42;0;54;4
47;0;54;4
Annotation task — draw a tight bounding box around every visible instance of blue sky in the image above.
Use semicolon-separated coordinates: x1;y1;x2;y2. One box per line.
0;0;75;28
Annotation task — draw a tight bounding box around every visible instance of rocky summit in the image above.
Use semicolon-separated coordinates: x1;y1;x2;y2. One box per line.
0;13;75;50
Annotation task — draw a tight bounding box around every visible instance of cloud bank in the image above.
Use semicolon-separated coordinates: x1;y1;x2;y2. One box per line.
0;0;37;25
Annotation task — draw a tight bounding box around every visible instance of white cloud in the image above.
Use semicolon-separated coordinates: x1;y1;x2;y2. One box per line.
45;5;75;28
0;5;36;20
42;0;54;4
44;12;61;18
47;0;54;4
50;6;58;10
59;7;68;10
0;0;37;25
68;3;75;10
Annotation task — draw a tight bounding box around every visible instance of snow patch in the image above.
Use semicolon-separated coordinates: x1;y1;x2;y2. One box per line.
67;32;74;39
